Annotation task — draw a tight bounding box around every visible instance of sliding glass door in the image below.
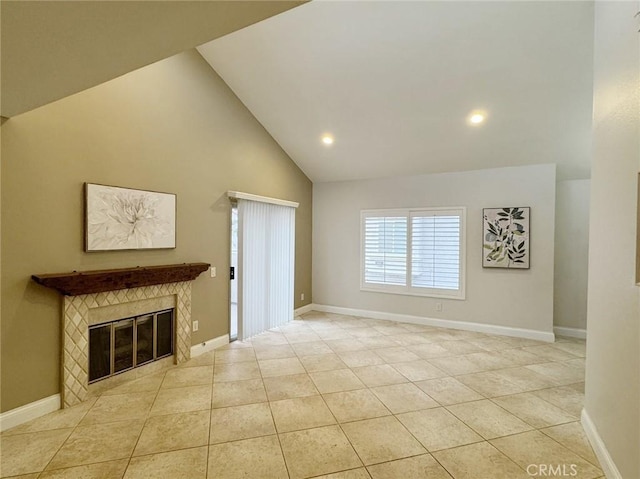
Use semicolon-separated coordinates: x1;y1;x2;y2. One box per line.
236;199;296;340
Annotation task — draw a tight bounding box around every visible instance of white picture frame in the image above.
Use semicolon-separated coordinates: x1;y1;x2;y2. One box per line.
84;183;176;252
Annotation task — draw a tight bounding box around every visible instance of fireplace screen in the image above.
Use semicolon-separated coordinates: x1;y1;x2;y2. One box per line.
89;309;174;383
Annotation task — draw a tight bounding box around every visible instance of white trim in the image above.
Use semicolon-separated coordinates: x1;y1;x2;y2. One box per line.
554;326;587;340
581;408;622;479
227;191;299;209
360;286;466;301
191;334;229;357
312;303;555;342
0;394;61;432
294;304;314;316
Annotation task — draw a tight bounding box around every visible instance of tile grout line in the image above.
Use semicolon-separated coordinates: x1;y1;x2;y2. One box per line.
205;352;216;479
3;312;589;478
35;395;97;476
286;329;369;476
121;366;169;477
537;424;604;469
264;373;293;478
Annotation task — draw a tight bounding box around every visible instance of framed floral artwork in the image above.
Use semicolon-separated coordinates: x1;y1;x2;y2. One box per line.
483;207;530;269
84;183;176;251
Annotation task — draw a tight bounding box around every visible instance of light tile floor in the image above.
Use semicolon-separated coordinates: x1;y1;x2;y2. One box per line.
1;312;604;479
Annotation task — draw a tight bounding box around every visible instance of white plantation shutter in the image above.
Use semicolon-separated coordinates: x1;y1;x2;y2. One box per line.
411;212;461;291
361;207;465;299
364;216;407;286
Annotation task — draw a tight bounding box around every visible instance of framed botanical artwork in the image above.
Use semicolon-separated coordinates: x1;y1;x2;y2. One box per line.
483;207;530;269
84;183;176;252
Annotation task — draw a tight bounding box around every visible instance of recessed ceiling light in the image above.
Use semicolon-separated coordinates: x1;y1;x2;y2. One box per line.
468;110;487;125
322;135;334;145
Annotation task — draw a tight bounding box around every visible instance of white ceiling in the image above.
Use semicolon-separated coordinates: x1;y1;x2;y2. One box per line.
1;1;304;118
198;1;595;183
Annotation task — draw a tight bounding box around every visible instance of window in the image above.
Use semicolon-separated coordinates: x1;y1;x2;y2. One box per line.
361;207;466;299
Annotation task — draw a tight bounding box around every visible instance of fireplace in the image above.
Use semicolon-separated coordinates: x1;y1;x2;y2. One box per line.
89;308;175;383
31;263;210;407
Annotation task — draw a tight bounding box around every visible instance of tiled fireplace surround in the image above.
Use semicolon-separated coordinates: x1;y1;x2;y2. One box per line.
62;282;193;408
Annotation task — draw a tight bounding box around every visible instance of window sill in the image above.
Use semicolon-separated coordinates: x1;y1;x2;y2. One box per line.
360;286;465;301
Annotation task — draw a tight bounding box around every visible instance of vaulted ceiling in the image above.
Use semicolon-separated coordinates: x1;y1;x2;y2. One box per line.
0;1;304;118
2;1;595;184
198;1;595;182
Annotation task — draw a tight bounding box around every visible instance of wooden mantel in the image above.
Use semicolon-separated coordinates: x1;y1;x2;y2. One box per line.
32;263;210;296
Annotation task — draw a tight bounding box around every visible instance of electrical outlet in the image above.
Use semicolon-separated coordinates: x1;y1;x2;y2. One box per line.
436;303;443;312
301;293;305;301
210;267;216;278
193;320;199;332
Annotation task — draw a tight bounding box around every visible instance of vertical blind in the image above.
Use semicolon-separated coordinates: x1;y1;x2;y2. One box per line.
238;199;295;340
362;207;465;299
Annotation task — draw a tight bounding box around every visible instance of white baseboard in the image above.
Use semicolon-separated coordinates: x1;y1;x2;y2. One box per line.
581;408;622;479
0;394;61;432
554;326;587;340
191;334;229;357
1;335;228;433
312;304;555;342
294;304;314;316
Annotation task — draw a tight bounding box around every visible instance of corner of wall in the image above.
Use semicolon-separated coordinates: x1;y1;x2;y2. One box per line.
581;408;623;479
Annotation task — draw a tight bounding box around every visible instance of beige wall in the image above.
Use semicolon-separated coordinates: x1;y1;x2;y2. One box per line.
554;179;590;331
0;50;312;412
584;2;640;477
